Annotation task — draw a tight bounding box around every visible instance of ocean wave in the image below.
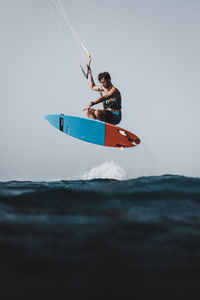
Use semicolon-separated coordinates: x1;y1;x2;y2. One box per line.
0;175;200;299
0;175;199;201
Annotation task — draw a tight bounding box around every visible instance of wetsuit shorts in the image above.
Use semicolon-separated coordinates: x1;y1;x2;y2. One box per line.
104;110;122;125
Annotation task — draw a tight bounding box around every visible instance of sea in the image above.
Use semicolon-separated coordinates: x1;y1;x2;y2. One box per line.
0;172;200;299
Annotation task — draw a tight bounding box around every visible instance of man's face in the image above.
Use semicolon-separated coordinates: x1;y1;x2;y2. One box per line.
100;78;110;89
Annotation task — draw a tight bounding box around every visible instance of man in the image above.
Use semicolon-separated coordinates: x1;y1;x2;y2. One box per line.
83;68;122;125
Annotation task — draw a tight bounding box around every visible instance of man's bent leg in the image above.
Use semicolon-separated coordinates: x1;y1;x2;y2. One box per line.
87;108;96;119
95;110;107;122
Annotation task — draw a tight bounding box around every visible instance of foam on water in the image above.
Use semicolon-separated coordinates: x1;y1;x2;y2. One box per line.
79;160;127;180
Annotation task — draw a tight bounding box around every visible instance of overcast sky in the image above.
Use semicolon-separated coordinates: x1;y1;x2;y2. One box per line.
0;0;200;180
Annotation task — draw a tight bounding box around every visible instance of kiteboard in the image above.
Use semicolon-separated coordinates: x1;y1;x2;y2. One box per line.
44;114;140;148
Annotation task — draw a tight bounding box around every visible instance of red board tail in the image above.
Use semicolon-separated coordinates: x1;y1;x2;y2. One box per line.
105;123;140;148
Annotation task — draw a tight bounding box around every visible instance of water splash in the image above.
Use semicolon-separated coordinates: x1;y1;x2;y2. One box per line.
1;162;127;182
80;161;127;180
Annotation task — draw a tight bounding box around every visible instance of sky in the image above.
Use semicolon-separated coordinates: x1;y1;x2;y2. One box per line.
0;0;200;180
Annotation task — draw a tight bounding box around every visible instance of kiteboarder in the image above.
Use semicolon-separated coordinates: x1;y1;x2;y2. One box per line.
83;68;122;125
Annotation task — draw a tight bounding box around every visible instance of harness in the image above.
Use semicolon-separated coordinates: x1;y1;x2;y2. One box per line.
104;99;122;110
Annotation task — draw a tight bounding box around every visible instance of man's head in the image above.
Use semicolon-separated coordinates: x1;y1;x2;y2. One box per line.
98;72;111;88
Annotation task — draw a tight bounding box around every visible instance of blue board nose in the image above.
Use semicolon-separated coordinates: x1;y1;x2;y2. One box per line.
45;115;60;129
44;114;106;146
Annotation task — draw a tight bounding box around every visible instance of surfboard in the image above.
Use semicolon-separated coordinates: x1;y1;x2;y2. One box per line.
44;114;140;148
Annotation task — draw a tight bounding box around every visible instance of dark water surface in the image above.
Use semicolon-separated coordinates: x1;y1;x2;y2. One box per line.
0;175;200;299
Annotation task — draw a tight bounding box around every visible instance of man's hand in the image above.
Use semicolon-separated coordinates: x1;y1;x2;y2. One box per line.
82;102;94;112
87;65;92;75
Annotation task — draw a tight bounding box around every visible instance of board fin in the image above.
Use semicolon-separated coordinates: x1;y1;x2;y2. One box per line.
59;117;64;132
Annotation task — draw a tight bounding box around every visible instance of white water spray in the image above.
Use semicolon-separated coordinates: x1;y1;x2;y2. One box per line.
79;161;127;180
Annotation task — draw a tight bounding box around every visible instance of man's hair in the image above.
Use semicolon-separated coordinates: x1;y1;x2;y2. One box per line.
98;72;111;82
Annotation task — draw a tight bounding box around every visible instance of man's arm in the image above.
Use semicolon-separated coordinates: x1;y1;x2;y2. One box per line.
85;87;116;109
88;66;103;92
92;87;117;104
